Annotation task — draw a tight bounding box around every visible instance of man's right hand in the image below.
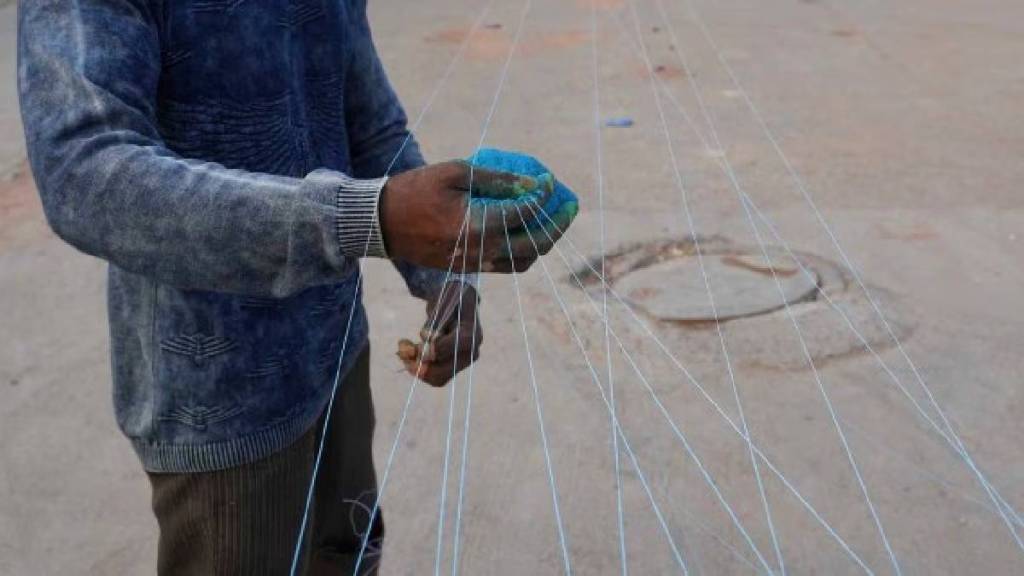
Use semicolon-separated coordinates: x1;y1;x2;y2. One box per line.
379;160;570;273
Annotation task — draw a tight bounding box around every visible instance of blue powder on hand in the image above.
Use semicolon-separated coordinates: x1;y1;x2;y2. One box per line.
467;148;579;230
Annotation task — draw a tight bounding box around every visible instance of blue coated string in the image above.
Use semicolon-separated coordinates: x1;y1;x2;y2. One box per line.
621;0;774;572
515;205;691;574
528;200;876;575
745;193;903;575
643;1;786;571
681;0;1022;551
287;1;499;573
503;210;573;576
524;201;772;574
353;0;535;571
647;2;898;571
350;213;470;575
433;229;472;576
451;205;488;575
642;52;974;569
589;2;629;573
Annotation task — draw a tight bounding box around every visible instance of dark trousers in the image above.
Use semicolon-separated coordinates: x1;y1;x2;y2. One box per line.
147;347;382;575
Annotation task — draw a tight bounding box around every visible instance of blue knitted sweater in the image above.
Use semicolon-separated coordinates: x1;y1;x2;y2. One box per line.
18;0;446;472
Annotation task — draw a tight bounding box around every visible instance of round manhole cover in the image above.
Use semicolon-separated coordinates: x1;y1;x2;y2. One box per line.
608;245;819;323
568;237;912;368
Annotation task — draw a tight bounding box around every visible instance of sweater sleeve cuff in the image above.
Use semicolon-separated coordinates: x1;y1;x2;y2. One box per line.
335;174;389;259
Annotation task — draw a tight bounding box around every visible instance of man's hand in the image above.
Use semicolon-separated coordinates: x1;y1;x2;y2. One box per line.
380;160;568;274
397;281;481;387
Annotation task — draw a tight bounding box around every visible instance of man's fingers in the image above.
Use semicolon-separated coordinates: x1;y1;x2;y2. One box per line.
422;280;476;334
467;165;551;201
527;194;575;226
423;324;481;362
465;203;575;273
524;200;579;252
499;227;547;260
452;227;560;274
505;210;564;257
453;224;535;273
417;348;480;387
526;198;579;236
441;160;521;192
468;201;528;238
466;174;554;235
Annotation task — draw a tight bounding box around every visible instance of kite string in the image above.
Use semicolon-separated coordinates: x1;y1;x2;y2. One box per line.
525;203;774;576
433;221;473;575
353;0;536;571
287;0;500;568
612;0;956;487
743;183;903;575
502;210;573;575
620;1;776;572
632;1;787;571
840;417;1023;526
645;1;900;572
680;0;1021;549
451;205;488;575
589;1;628;573
515;202;697;574
351;212;472;575
528;200;876;575
642;27;1011;539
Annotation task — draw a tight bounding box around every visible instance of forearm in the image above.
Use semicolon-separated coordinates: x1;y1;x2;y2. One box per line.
29;138;386;297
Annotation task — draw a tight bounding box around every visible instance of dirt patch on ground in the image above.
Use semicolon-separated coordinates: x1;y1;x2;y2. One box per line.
875;221;940;242
629;62;688;81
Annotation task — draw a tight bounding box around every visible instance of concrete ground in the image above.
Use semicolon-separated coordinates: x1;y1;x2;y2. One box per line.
1;0;1022;574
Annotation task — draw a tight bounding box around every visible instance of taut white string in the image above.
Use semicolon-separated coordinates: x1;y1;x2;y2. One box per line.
681;0;1021;550
514;204;691;574
743;193;902;574
502;210;573;575
433;221;473;576
647;47;1019;546
649;1;898;572
451;205;488;575
640;1;788;571
589;1;628;573
621;0;777;572
288;0;497;570
526;203;774;575
528;200;875;575
839;417;1024;527
351;213;471;575
352;0;537;570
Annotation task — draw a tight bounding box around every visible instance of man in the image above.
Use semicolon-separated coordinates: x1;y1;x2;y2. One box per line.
17;0;575;573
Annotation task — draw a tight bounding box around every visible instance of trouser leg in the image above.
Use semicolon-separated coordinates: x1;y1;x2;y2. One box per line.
309;345;383;576
146;346;379;576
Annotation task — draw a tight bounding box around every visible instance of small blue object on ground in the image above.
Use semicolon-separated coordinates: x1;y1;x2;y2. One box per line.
605;117;634;127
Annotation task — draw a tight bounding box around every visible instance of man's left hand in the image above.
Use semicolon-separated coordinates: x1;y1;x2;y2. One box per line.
397;281;482;387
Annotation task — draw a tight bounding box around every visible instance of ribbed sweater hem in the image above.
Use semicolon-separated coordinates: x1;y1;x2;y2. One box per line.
134;340;368;474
